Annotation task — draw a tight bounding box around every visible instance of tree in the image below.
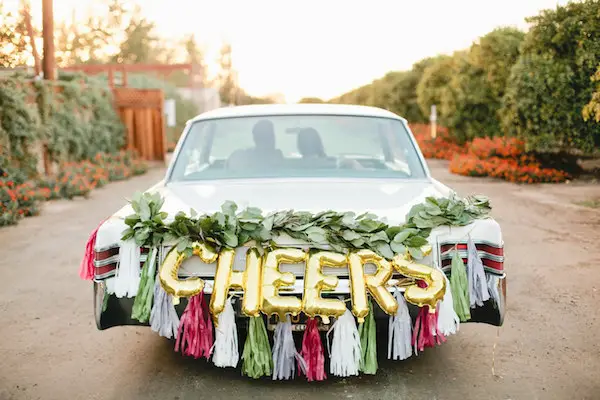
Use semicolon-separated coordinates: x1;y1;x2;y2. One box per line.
185;34;206;87
435;28;524;141
112;6;158;64
0;3;31;68
217;43;239;105
416;55;454;125
298;97;324;103
501;0;600;152
583;66;600;123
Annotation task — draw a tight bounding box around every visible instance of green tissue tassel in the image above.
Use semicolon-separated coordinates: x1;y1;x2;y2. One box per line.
359;300;378;375
450;251;471;322
131;247;157;323
242;316;273;378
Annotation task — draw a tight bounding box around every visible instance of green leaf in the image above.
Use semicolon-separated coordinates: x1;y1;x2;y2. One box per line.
307;231;327;244
375;243;394;259
368;230;389;244
262;215;274;231
221;200;238;216
406;236;428;247
408;247;423;259
390;242;406;254
342;230;361;241
176;238;191;252
223;231;238;248
121;229;134;241
124;215;139;226
350;238;365;247
357;219;383;233
392;230;411;243
139;198;151;222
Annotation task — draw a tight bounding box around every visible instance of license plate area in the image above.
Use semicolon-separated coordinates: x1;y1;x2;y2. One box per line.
266;314;330;332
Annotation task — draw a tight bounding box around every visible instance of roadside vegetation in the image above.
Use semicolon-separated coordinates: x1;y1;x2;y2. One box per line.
308;0;600;184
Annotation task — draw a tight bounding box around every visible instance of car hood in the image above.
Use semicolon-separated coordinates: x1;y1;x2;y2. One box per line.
160;178;446;224
95;178;453;248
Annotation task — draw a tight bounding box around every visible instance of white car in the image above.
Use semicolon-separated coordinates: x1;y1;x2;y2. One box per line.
92;104;505;331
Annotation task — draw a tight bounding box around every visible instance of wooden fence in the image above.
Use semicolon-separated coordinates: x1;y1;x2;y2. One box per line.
113;87;166;162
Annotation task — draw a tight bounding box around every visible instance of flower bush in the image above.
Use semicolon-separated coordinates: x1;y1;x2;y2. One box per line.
410;124;570;184
449;154;570;183
410;124;466;160
1;150;149;227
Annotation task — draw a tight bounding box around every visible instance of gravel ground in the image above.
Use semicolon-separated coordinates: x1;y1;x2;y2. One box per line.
1;160;599;400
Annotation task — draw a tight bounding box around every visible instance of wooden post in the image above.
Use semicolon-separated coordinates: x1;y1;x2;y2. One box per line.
430;104;437;139
41;0;55;176
42;0;55;80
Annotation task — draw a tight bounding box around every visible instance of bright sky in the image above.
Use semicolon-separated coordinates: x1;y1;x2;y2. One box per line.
9;0;569;102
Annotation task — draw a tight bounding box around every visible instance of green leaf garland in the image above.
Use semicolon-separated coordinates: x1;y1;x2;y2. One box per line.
121;192;492;261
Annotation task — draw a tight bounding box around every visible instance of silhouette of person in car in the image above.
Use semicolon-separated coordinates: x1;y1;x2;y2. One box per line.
226;119;284;170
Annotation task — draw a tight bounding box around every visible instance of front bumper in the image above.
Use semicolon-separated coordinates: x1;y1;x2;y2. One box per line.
94;273;506;330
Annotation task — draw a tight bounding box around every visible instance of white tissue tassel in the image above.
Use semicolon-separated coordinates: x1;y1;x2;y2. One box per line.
467;236;490;308
388;290;413;361
328;309;361;377
212;297;239;368
113;239;141;298
436;274;460;336
149;278;180;339
272;316;306;380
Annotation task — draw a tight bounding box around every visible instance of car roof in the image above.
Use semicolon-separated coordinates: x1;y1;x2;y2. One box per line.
189;104;406;123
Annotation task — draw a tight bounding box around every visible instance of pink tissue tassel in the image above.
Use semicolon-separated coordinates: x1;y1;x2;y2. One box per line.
412;280;446;352
299;318;326;381
175;291;214;359
79;220;105;280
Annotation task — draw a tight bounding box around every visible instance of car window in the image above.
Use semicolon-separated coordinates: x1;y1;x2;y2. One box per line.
169;115;427;181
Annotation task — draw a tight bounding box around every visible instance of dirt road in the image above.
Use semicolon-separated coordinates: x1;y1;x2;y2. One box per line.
1;161;599;400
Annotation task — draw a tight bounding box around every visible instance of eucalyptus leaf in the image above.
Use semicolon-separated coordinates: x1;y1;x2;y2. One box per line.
342;230;361;241
390;242;406;254
406;236;428;247
368;230;389;244
408;246;423;259
375;243;394;259
223;231;238;248
392;230;411;243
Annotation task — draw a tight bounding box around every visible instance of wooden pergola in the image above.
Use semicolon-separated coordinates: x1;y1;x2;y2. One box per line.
60;63;195;88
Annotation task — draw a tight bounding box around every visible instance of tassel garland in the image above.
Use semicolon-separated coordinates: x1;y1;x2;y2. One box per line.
359;301;378;375
487;274;501;308
272;316;307;380
388;290;413;361
412;306;446;353
212;297;239;368
299;318;326;381
150;279;180;339
467;237;490;308
175;292;214;359
131;247;158;323
242;316;273;378
328;309;361;377
113;240;141;298
79;221;104;280
450;251;471;322
436;273;460;336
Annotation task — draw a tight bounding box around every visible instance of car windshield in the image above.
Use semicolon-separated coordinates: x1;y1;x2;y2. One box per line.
168;114;427;181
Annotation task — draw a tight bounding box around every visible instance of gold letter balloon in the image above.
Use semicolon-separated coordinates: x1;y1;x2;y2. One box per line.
355;250;398;315
261;248;305;319
303;251;347;323
159;242;218;298
392;253;446;312
210;247;263;318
